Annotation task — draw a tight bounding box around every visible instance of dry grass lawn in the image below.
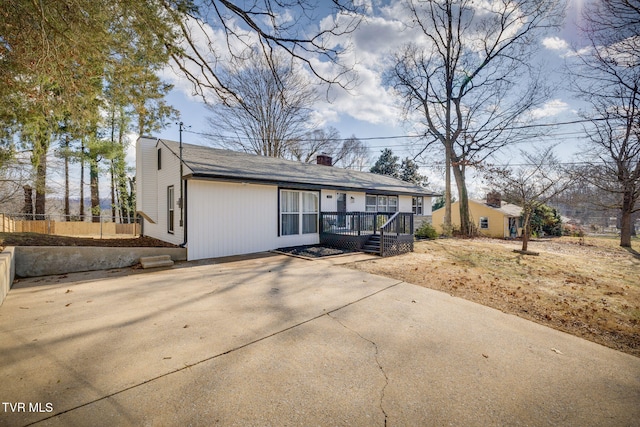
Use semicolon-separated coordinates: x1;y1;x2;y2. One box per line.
346;236;640;357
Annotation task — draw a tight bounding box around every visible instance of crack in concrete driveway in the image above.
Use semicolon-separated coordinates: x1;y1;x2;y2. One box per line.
2;254;639;426
328;312;389;427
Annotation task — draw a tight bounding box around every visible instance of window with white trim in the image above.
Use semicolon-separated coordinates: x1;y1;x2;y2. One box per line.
167;186;174;233
280;190;318;235
479;217;489;229
412;196;423;215
365;195;398;212
388;196;398;212
366;195;377;212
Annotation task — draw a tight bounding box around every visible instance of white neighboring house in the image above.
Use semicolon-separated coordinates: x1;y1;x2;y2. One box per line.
136;136;437;260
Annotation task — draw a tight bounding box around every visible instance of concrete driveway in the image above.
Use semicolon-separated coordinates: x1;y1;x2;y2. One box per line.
0;253;638;426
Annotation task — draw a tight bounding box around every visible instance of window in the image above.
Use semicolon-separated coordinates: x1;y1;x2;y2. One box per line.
366;195;377;212
479;217;489;229
167;186;174;233
280;190;318;235
377;195;388;212
365;195;399;212
302;192;318;233
388;196;398;212
157;148;162;170
281;190;299;235
412;196;423;215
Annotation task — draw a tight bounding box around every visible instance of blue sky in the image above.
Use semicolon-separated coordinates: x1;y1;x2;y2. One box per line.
145;0;593;196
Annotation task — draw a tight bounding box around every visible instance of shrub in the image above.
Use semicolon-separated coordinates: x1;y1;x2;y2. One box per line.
415;222;438;239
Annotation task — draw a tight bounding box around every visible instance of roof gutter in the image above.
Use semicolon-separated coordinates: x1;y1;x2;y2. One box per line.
185;173;439;197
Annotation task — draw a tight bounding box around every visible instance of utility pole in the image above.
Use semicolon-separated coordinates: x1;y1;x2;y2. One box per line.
178;122;185;227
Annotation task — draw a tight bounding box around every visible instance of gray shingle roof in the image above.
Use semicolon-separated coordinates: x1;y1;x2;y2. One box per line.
159;139;437;197
470;199;523;217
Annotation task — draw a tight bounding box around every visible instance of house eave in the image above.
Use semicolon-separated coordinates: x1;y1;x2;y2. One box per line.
185;173;437;197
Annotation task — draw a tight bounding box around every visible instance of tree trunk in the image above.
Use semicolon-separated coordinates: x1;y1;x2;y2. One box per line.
444;144;452;234
452;163;470;236
110;160;116;223
522;210;532;252
80;142;85;221
23;185;34;220
90;155;100;223
63;132;70;219
109;109;117;223
34;151;47;220
118;164;130;223
619;190;633;248
128;177;135;224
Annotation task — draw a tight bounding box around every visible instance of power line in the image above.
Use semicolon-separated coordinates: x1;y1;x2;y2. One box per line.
184;117;601;145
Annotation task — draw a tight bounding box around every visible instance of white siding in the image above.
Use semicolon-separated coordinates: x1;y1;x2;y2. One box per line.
187;181;318;261
348;192;366;211
140;142;184;246
320;189;337;211
319;190;366;212
423;196;433;216
399;195;413;212
136;137;158;222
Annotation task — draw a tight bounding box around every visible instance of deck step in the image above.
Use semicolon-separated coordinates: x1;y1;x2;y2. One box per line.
140;255;174;269
362;234;381;254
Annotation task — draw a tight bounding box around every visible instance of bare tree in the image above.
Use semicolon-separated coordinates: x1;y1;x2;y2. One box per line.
569;0;640;248
288;128;370;168
387;0;563;236
289;127;341;163
334;135;370;170
206;53;318;157
164;1;362;105
484;147;572;253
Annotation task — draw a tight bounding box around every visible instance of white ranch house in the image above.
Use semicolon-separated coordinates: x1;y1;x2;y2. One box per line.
136;136;437;260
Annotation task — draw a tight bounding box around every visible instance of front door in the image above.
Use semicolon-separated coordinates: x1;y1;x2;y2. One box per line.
509;217;518;238
337;193;347;227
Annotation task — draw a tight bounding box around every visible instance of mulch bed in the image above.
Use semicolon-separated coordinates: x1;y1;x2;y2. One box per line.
275;245;356;258
0;232;179;248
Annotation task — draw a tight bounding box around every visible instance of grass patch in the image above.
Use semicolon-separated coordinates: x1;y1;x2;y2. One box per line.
346;236;640;357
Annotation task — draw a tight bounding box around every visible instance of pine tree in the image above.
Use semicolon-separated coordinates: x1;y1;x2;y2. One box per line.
370;149;400;178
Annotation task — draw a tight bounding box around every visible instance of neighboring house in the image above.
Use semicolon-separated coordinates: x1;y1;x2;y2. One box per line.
136;137;437;260
432;194;523;238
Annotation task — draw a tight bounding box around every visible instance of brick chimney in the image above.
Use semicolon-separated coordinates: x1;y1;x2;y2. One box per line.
316;154;333;166
486;191;502;208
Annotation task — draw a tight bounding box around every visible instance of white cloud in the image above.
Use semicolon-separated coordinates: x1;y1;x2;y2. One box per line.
312;63;401;126
543;36;569;51
530;99;569;119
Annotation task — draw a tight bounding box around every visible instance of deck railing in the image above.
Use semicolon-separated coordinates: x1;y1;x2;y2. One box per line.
319;211;414;256
380;212;414;257
320;212;395;236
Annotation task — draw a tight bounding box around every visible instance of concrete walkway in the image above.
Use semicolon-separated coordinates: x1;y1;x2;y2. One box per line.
0;253;638;426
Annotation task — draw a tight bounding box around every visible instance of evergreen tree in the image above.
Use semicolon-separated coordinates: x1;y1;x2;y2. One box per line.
371;150;428;186
400;157;428;186
370;149;400;178
530;204;563;237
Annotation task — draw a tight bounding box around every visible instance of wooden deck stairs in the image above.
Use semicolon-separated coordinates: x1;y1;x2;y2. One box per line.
361;234;381;255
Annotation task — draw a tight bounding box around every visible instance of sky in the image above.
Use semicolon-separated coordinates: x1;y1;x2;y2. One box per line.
137;0;594;197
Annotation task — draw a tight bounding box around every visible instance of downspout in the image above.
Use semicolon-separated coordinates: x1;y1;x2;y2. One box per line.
182;180;188;248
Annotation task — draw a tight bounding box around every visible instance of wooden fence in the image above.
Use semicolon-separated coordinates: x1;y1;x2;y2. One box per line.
0;214;139;237
0;214;15;233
